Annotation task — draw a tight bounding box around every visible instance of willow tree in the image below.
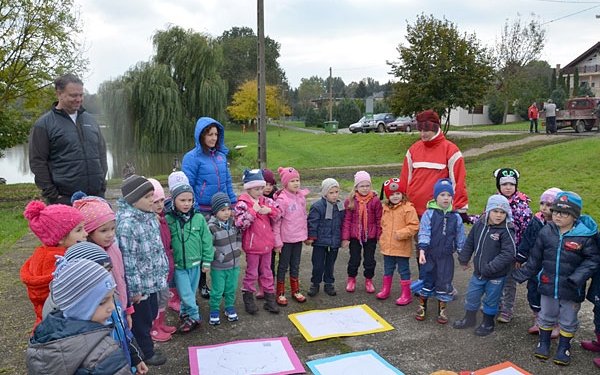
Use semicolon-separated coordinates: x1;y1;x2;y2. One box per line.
100;26;227;152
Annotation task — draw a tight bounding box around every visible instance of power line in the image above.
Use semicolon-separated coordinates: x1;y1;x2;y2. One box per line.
541;4;600;24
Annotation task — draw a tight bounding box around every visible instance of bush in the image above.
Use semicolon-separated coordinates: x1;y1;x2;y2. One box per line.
487;100;504;124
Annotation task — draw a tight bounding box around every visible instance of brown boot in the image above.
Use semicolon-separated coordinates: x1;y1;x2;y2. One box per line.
276;281;288;306
290;277;306;302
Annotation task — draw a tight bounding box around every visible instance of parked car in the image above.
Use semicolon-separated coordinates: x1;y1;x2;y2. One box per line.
362;113;395;133
386;116;416;132
349;116;366;133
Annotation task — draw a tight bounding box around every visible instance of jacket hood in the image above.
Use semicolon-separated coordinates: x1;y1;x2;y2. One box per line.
568;214;598;237
194;117;229;155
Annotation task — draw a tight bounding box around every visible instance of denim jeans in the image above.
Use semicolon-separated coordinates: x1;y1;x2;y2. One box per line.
464;275;505;315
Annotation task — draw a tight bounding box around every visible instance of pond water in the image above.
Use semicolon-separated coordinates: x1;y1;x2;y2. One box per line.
0;143;185;185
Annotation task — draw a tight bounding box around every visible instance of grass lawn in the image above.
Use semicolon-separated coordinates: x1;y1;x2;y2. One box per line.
1;131;597;254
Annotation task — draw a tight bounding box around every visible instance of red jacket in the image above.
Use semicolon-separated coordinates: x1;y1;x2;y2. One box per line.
528;105;539;119
399;131;468;217
234;193;282;254
20;245;66;330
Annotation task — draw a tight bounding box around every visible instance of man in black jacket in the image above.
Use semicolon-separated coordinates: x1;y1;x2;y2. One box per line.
29;74;107;205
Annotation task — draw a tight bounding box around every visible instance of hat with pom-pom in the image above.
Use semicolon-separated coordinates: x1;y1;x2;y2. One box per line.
278;167;300;188
383;178;404;199
148;178;165;202
51;258;116;321
73;196;115;234
416;109;440;132
242;168;266;190
24;201;84;246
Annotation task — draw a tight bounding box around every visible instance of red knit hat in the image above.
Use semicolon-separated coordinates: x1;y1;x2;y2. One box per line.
383;178;404;199
278;166;300;188
24;201;84;246
416;109;440;132
73;197;115;234
262;168;277;185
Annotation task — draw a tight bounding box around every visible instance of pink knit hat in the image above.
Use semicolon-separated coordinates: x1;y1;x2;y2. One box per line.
354;170;371;187
73;197;115;234
278;166;300;188
24;201;84;246
540;187;562;204
148;178;165;202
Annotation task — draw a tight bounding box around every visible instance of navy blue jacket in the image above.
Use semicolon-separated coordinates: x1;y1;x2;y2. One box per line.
307;197;345;248
514;215;600;303
516;213;546;264
458;213;516;280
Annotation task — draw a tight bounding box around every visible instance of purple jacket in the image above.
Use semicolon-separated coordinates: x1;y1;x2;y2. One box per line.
341;193;383;242
234;193;282;255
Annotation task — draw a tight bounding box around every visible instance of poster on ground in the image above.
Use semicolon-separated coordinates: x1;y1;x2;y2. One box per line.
188;336;305;375
288;304;393;342
306;350;405;375
472;361;532;375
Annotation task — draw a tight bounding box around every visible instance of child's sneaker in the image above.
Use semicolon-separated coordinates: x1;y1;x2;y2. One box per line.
497;311;512;323
209;310;220;325
225;307;239;322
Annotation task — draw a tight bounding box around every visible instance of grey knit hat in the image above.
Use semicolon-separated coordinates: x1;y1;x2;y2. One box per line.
171;183;194;201
211;192;231;214
51;258;116;321
121;174;154;205
321;178;339;197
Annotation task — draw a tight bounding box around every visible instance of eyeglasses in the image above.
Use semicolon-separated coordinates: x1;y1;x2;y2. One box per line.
551;211;570;218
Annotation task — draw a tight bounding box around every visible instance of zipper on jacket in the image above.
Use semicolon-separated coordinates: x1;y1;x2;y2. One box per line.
181;226;187;269
554;233;563;299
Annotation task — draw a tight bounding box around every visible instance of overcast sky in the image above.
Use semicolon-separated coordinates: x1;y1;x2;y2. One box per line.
77;0;600;94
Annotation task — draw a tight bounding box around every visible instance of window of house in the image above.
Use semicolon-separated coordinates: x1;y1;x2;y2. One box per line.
468;105;484;114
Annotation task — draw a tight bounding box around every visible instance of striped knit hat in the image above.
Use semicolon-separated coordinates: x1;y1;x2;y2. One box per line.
51;258;116;321
64;242;112;270
121;175;154;205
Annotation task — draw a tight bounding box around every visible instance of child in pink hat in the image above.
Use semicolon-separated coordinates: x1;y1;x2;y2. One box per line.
21;200;86;330
341;171;383;294
273;167;310;306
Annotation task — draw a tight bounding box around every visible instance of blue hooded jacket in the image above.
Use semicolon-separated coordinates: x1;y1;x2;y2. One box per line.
181;117;237;213
514;215;600;302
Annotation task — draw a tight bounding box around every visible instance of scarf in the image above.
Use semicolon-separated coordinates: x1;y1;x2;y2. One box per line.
325;199;345;220
355;191;374;243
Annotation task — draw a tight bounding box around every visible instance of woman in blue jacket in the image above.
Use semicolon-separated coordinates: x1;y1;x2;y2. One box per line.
182;116;236;298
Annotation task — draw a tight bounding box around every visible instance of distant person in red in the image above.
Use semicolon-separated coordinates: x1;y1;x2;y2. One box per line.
398;109;468;220
528;102;539;133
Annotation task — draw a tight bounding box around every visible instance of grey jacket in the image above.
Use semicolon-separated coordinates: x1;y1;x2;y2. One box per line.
27;312;132;375
543;102;557;117
207;216;242;271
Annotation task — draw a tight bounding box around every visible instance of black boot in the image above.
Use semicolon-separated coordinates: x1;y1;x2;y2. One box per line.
242;290;258;315
453;309;477;329
263;292;280;314
474;313;495;336
553;332;573;365
200;272;210;299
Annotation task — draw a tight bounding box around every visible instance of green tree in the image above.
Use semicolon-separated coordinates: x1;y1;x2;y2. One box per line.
493;14;546;123
572;69;580;98
298;76;326;102
100;26;227;152
217;27;287;102
336;98;361;128
355;81;368;99
0;0;87;153
388;14;494;131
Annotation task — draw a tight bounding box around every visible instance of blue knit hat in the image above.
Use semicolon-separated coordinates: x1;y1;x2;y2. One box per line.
171;183;194;201
552;191;582;219
51;258;116;321
486;195;512;222
433;178;454;199
243;168;266;190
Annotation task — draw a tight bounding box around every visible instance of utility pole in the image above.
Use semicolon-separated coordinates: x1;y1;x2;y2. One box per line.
328;67;333;121
257;0;267;168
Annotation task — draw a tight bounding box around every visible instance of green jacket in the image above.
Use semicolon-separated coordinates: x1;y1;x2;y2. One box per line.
166;210;214;270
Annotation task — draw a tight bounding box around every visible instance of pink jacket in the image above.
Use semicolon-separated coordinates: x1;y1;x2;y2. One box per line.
341;193;383;242
273;188;309;248
105;242;134;315
234;193;282;255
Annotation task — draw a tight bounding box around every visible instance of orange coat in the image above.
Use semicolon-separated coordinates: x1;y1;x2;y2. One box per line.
20;245;66;330
379;201;420;258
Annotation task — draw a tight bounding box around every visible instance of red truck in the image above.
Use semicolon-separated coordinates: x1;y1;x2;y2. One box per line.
540;97;600;133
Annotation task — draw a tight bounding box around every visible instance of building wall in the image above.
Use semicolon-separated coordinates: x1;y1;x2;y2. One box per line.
441;106;521;126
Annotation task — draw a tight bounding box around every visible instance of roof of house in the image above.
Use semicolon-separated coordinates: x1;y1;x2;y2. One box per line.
563;41;600;68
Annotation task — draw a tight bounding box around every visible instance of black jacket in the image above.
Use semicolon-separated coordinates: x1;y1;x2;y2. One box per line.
458;214;516;280
514;216;600;303
29;103;107;201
